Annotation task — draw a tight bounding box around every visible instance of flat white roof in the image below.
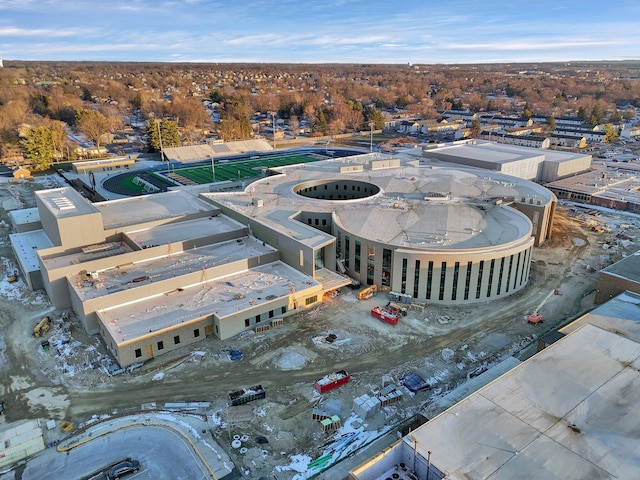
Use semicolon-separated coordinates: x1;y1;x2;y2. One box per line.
407;323;640;479
70;235;276;302
126;214;244;247
35;187;99;218
9;230;54;271
99;261;319;342
8;207;39;226
94;190;215;230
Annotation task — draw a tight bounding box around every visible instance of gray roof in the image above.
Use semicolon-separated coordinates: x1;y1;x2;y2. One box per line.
206;153;550;251
407;323;640;479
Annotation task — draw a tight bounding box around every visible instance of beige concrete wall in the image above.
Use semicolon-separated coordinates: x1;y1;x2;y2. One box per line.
98;281;322;367
513;198;557;246
71;250;280;333
101;315;213;367
58;212;104;248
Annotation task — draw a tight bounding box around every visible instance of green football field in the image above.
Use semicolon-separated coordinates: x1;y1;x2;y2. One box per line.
152;152;323;185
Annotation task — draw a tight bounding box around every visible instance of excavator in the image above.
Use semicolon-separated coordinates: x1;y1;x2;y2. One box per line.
33;316;52;337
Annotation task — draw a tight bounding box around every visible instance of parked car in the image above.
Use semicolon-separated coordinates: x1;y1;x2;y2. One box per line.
108;459;140;479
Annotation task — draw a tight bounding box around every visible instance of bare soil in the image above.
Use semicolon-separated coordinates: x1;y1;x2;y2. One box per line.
1;176;638;479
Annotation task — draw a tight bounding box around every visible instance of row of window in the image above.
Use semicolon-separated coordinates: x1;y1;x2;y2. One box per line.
400;248;531;301
134;328;202;358
244;306;288;327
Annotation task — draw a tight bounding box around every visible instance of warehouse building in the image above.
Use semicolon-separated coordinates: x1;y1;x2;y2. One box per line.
350;291;640;480
423;140;591;182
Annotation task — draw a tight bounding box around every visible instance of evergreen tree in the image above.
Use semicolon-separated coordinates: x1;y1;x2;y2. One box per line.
147;119;180;152
363;106;385;129
314;110;328;135
21;126;54;170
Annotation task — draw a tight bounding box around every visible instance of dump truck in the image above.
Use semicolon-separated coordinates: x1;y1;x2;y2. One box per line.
34;316;52;337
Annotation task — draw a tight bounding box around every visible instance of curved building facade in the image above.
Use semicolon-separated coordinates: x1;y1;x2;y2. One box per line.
206;152;556;306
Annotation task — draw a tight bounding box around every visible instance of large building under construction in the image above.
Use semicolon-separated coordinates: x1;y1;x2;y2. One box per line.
10;146;561;367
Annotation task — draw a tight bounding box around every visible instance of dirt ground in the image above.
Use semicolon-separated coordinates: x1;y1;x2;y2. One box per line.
1;175;639;479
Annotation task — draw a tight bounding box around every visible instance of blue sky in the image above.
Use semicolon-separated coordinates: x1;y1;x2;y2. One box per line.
1;0;639;64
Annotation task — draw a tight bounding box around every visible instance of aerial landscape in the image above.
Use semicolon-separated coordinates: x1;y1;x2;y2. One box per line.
2;1;640;480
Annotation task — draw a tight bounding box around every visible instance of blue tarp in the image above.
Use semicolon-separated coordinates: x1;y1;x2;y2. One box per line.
401;372;430;393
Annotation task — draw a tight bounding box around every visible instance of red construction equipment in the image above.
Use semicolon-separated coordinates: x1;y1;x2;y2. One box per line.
527;289;558;325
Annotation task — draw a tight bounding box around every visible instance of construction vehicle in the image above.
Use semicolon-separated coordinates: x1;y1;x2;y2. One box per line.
357;284;377;300
33;316;52;337
527;289;562;324
7;270;18;283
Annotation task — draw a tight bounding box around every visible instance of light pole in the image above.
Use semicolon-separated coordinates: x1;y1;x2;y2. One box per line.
272;113;277;149
369;122;375;152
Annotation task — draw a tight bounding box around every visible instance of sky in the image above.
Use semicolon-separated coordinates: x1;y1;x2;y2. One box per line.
0;0;639;64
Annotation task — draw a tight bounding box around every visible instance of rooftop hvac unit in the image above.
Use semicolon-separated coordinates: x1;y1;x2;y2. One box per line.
252;198;264;207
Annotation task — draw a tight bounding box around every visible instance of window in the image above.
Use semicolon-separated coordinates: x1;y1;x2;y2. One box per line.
367;245;375;285
256;315;261;323
174;335;180;345
305;295;318;305
193;328;200;338
401;258;408;294
157;341;164;350
382;249;392;287
464;261;472;300
245;318;250;327
476;260;484;299
354;241;361;273
345;236;350;268
487;259;495;297
281;306;287;314
269;310;274;318
452;262;460;301
515;252;522;288
426;261;433;299
439;262;447;301
413;260;420;298
135;348;142;358
505;255;514;292
496;258;505;295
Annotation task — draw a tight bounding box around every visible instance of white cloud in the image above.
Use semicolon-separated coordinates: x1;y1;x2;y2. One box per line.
0;26;76;37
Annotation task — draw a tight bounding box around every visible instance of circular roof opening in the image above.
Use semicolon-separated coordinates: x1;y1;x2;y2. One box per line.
293;179;380;201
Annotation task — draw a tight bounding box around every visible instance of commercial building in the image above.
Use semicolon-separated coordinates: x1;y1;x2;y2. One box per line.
205;151;556;306
11;149;557;367
422;140;591;182
594;251;640;303
14;187;326;367
546;168;640;213
350;291;640;480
